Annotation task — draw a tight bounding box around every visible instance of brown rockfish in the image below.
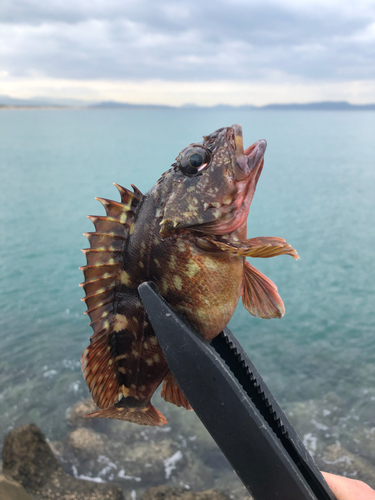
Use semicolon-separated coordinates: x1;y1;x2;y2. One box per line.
80;124;298;426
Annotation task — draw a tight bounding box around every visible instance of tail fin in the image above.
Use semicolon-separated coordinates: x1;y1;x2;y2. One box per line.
85;402;167;426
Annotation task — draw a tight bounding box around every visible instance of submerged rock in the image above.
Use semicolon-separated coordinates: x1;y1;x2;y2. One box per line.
320;444;375;488
66;399;98;428
124;439;182;485
2;423;60;491
68;428;106;458
0;474;33;500
63;398;246;496
213;470;251;500
2;424;123;500
141;485;230;499
1;422;233;500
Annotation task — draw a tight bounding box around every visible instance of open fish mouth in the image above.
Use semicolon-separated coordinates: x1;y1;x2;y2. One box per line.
199;125;267;236
232;124;267;181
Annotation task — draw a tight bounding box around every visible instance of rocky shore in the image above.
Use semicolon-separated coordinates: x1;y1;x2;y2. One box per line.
0;422;233;500
0;395;247;500
2;393;375;499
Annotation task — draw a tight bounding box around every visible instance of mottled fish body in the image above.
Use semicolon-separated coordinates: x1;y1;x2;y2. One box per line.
80;124;298;425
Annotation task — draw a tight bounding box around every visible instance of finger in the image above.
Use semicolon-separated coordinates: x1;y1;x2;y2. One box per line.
322;471;375;500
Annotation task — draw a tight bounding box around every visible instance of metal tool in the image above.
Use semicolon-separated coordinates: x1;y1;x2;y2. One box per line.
138;281;336;500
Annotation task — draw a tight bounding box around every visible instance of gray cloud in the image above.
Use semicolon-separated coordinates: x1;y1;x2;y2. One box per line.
2;0;375;82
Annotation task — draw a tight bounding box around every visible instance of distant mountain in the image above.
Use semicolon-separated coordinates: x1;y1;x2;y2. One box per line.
262;101;375;111
213;104;256;110
1;96;375;110
91;101;173;109
91;100;375;111
91;102;256;110
0;95;94;107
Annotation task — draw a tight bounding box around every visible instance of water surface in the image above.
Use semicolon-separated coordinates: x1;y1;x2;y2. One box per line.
1;108;374;481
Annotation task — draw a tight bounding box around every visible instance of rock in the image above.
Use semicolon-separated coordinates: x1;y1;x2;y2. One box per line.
172;452;214;492
68;428;105;458
141;485;230;500
65;398;169;443
48;440;66;464
2;424;124;500
119;439;182;486
62;398;243;496
213;470;251;500
66;399;98;427
320;444;375;488
0;474;33;500
2;423;60;490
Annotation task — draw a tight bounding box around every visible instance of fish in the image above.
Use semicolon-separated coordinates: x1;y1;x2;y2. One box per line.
80;124;298;426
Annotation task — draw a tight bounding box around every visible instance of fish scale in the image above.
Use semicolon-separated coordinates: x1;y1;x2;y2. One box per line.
80;124;299;426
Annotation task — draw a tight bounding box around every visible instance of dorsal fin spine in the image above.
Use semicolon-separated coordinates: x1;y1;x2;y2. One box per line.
85;299;114;316
131;184;143;197
84;297;114;314
89;327;107;341
83;285;114;301
114;183;141;208
89;310;111;326
87;215;126;223
79;273;117;286
84;232;127;240
82;248;123;255
80;263;119;271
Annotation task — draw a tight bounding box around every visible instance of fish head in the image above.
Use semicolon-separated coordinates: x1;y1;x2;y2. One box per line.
160;124;267;236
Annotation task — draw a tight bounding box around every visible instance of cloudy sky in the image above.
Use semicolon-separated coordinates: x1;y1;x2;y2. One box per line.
1;0;375;105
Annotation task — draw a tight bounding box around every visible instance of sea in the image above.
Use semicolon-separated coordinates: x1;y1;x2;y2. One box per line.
0;108;375;490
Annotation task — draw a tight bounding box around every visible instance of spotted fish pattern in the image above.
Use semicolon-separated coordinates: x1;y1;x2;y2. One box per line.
80;124;298;426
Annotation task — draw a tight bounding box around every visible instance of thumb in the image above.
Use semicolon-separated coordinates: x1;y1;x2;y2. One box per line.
322;472;375;500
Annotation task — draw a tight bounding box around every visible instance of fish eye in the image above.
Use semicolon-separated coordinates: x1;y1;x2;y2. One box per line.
178;146;211;176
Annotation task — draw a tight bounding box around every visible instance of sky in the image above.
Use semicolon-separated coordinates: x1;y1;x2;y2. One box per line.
1;0;375;105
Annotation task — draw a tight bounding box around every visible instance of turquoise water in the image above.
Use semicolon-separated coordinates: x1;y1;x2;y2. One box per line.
0;109;375;466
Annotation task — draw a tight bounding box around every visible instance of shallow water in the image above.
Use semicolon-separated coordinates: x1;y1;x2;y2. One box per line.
1;108;375;488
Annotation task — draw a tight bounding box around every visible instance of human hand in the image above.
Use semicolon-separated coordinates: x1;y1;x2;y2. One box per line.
322;471;375;499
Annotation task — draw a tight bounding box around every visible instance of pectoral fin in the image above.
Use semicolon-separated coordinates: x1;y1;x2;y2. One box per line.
207;236;299;259
242;260;285;319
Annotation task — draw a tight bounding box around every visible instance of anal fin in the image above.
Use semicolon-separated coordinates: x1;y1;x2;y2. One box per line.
161;371;192;410
242;260;285;319
86;402;167;426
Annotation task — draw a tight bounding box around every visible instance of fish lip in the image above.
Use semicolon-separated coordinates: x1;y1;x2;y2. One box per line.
245;139;267;172
231;124;267;180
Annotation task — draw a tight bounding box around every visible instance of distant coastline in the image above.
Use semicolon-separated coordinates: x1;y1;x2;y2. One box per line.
1;98;375;111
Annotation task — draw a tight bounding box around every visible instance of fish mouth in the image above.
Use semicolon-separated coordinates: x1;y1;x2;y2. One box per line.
232;124;267;181
201;125;267;236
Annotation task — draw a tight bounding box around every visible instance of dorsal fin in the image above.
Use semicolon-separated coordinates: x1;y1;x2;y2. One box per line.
80;184;143;409
114;183;141;209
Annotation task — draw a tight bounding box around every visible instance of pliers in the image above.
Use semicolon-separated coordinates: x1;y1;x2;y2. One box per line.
138;281;337;500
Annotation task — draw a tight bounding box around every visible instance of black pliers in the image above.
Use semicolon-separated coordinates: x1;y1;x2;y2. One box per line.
138;282;336;500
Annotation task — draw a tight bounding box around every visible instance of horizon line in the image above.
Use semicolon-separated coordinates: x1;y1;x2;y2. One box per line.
1;99;375;111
